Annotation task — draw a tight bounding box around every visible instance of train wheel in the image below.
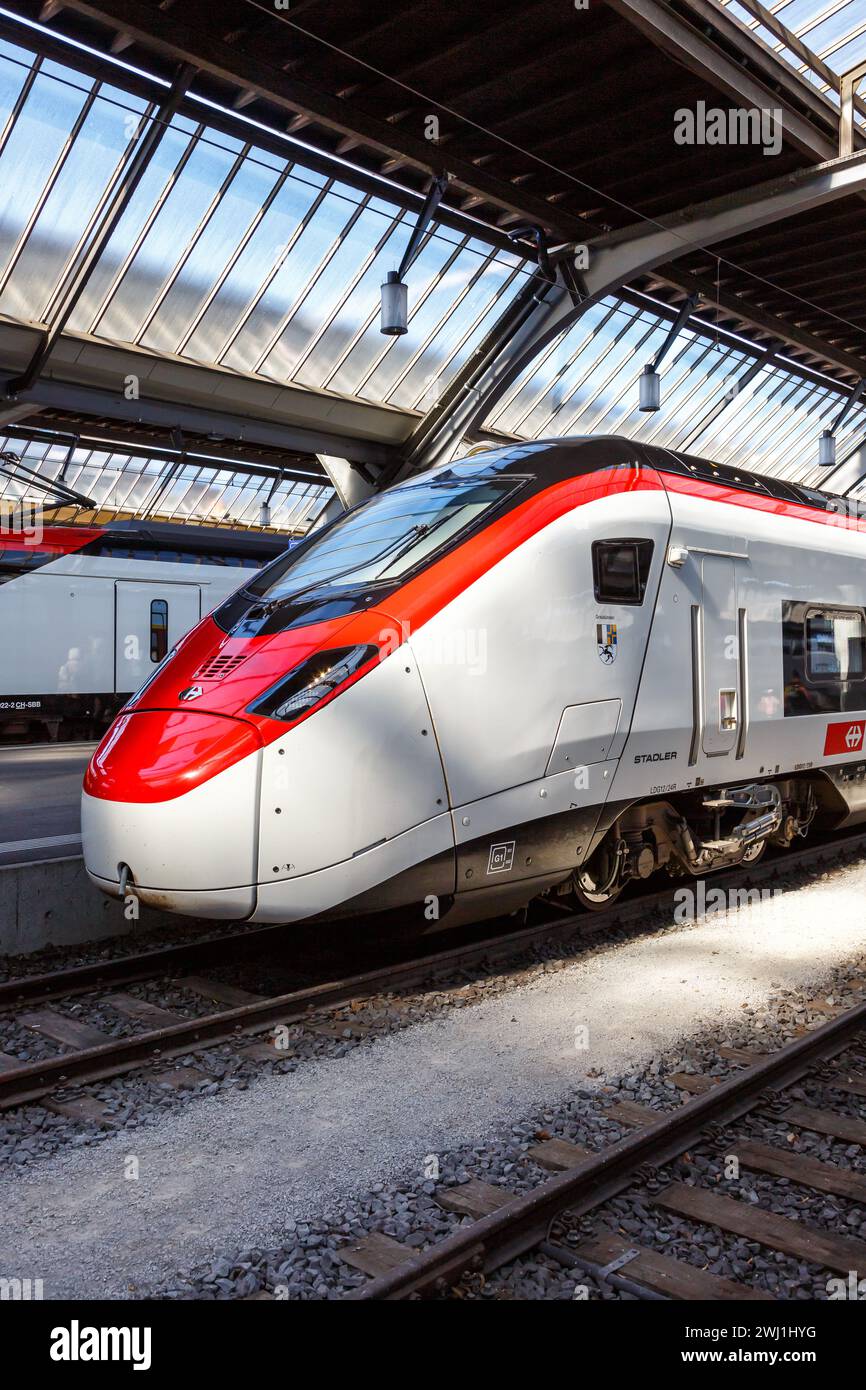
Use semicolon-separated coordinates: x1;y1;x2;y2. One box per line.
573;866;624;911
740;839;767;866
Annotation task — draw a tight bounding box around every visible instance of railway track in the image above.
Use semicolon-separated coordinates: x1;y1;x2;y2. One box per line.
0;824;865;1117
342;992;866;1300
0;903;604;1112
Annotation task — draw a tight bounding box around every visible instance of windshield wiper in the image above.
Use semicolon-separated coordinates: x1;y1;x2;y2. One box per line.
253;523;433;615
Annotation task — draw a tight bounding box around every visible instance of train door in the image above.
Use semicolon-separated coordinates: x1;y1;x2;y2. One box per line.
700;555;745;759
114;582;201;695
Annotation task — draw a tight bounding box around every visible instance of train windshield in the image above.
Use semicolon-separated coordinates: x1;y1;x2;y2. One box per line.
250;468;523;603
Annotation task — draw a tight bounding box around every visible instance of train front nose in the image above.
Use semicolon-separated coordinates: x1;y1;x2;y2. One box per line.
82;709;262;919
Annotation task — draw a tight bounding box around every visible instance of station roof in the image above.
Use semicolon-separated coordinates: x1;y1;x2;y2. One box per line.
0;0;865;524
0;429;331;530
17;0;864;370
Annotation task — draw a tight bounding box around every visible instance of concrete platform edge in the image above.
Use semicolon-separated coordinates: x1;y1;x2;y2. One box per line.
0;856;177;955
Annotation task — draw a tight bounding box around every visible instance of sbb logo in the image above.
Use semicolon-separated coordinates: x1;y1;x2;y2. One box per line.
824;720;865;755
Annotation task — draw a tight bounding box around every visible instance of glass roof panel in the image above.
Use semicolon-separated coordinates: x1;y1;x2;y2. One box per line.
93;130;243;344
179;166;328;366
139;148;287;358
218;181;367;375
0;433;330;532
66;115;200;334
720;0;866;122
0;38;535;421
0;82;150;323
484;293;866;484
399;255;528;414
321;223;466;400
257;199;405;383
0;53;92;294
830;32;866;69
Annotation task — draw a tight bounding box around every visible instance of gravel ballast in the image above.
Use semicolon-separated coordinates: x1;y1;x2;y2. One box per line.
0;858;864;1299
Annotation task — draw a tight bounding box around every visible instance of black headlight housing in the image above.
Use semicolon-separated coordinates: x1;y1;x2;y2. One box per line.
247;644;379;724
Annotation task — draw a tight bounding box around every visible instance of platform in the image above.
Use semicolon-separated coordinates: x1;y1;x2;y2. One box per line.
0;745;91;867
0;742;179;953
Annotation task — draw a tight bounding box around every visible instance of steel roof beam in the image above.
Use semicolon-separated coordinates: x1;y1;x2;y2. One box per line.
0;372;399;470
0;399;44;429
604;0;841;160
59;0;589;239
841;58;866;157
315;454;378;518
396;146;866;479
729;0;866;130
649;266;866;382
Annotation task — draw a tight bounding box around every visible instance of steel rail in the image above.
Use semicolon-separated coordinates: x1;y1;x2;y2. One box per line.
0;909;605;1110
349;996;866;1299
1;825;865;1110
0;921;312;1011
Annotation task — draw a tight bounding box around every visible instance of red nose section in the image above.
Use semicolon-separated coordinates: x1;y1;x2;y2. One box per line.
85;710;261;803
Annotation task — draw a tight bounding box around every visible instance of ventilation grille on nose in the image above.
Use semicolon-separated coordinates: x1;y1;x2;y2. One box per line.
193;654;248;681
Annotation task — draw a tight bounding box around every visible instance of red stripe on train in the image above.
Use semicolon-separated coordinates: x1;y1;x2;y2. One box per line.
660;471;866;531
0;526;104;554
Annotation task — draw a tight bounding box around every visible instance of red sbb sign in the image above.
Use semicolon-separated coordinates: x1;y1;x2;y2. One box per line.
824;719;866;755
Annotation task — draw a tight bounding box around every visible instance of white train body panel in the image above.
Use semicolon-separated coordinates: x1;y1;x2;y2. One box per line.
0;522;290;742
615;491;866;804
82;746;261;918
410;488;672;806
256;650;448;881
0;571;117;695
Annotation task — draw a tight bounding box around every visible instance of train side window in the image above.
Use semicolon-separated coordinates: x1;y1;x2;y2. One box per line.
805;608;866;683
592;539;654;605
150;599;168;663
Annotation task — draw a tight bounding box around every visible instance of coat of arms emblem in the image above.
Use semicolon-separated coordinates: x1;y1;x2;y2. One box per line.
597;621;617;664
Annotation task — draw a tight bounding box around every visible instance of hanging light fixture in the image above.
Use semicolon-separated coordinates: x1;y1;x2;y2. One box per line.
259;469;285;529
817;379;864;466
379;173;449;338
638;293;699;413
818;429;836;467
380;270;408;336
639;365;661;412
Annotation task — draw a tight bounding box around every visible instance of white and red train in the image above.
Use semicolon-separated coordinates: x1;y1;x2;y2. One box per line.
0;520;292;743
81;436;866;924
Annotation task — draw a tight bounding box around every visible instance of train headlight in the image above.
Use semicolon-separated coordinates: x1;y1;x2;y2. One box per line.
247;645;379;724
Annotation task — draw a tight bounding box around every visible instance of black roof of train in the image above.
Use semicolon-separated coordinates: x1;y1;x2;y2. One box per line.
89;519;294;560
460;435;844;518
640;444;840;517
